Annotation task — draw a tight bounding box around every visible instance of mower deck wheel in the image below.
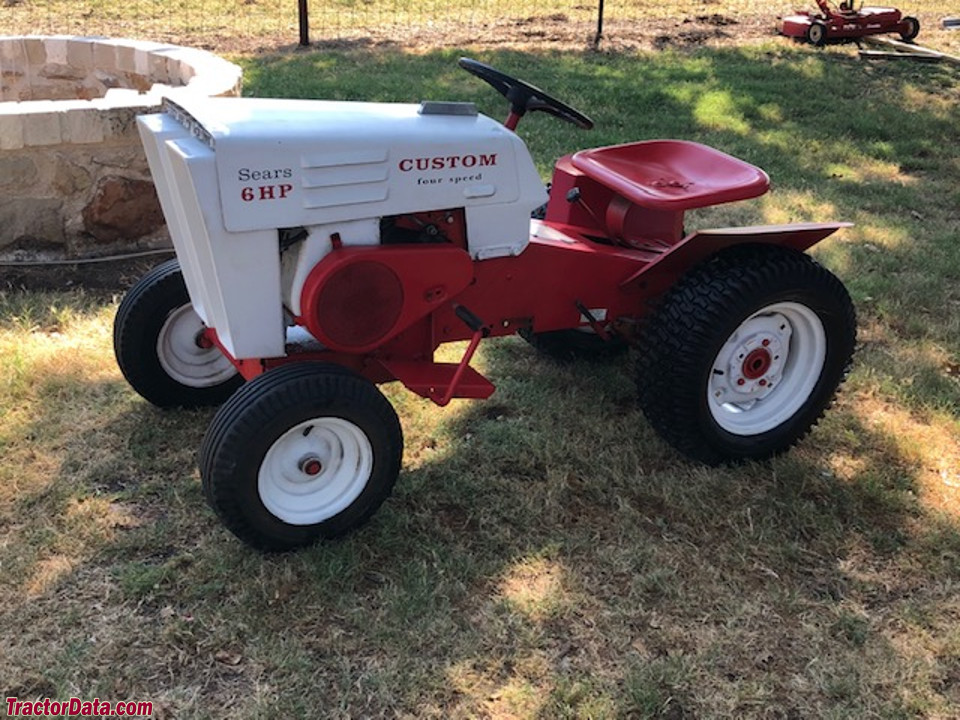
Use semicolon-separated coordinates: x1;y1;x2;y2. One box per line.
806;20;828;46
900;16;920;41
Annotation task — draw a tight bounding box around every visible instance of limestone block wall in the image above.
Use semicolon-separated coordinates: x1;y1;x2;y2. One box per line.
0;36;242;260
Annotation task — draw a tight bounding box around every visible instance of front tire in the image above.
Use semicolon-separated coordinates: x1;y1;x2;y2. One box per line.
200;363;403;552
114;259;241;408
635;245;855;466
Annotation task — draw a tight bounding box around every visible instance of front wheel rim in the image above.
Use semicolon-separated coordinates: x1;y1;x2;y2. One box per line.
156;305;237;388
258;417;374;525
708;302;827;436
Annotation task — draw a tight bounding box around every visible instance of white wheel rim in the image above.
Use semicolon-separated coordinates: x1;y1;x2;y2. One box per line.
258;417;373;525
156;305;237;388
810;25;823;42
708;301;827;436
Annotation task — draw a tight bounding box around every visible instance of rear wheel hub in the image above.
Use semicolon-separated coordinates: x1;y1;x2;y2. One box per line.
707;301;828;436
712;313;789;403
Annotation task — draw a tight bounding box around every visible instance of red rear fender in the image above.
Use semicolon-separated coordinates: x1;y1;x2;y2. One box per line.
619;222;851;297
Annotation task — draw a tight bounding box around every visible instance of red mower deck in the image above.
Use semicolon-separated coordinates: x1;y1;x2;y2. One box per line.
780;0;919;45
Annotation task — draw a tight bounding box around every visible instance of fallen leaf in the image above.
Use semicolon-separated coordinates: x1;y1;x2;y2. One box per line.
214;650;243;666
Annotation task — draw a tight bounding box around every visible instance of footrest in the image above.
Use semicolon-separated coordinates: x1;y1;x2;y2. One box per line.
380;360;495;402
571;140;769;211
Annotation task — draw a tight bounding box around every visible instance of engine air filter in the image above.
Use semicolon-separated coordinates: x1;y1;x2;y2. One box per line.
313;261;404;348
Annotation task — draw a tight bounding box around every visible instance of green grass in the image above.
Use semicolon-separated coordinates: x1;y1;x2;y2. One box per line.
2;40;960;720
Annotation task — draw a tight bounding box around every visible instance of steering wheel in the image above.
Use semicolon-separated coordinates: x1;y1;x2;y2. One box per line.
458;57;594;130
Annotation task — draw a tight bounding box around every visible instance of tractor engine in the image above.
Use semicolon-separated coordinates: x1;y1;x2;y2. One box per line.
138;95;547;361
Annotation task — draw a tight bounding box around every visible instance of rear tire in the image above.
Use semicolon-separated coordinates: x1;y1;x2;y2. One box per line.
635;245;855;465
114;259;241;408
200;363;403;552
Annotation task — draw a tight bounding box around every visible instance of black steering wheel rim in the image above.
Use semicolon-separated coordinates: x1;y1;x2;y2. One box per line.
458;57;594;130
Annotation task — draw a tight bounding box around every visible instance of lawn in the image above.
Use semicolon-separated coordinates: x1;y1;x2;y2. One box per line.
2;17;960;720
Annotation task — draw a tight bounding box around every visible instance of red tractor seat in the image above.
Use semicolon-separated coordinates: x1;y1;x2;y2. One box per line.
571;140;769;212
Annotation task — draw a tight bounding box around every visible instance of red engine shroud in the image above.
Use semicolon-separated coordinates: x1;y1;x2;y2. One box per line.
298;244;474;354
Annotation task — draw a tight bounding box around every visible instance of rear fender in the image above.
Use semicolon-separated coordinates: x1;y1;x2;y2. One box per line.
619;222;851;297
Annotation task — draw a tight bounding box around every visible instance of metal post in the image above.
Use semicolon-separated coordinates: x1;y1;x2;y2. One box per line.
594;0;604;48
298;0;310;46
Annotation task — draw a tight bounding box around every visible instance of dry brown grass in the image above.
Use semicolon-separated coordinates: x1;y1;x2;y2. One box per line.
1;0;958;56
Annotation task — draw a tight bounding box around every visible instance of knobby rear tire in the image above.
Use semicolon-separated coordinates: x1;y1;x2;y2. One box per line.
635;244;856;466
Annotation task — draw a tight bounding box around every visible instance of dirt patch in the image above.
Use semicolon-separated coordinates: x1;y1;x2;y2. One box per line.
58;10;777;57
292;13;778;55
0;253;173;293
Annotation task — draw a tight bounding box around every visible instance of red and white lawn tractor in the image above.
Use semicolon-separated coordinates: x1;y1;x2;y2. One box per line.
779;0;920;45
116;58;856;551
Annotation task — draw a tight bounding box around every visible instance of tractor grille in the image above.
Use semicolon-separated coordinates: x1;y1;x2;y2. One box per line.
300;148;390;210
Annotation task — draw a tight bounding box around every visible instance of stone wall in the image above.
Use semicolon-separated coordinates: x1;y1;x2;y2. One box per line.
0;37;242;261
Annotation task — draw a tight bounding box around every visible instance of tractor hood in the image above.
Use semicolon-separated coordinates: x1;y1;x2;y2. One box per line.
155;96;545;234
